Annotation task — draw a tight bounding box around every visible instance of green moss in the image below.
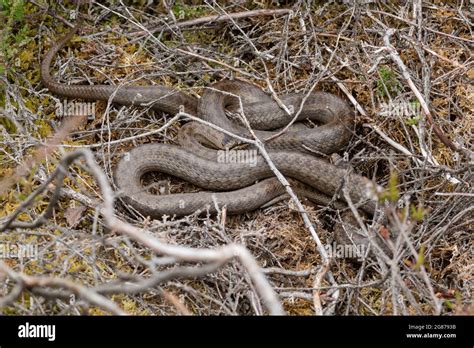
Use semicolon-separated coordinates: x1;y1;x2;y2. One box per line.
34;119;52;138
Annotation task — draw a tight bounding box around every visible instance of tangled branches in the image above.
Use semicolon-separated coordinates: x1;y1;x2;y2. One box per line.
0;0;472;315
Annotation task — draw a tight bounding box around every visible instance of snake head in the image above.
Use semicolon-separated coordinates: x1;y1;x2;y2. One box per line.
221;133;250;150
222;133;236;147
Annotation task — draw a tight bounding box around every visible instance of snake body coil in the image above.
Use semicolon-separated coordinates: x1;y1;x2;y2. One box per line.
41;22;381;225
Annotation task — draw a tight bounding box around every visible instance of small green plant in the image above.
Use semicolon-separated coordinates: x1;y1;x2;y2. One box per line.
406;115;421;126
1;0;25;20
172;3;206;20
377;66;401;97
410;100;421;111
410;204;426;222
380;171;400;202
413;245;425;270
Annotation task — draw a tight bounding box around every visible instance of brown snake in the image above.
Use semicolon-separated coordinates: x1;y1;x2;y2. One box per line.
41;21;385;249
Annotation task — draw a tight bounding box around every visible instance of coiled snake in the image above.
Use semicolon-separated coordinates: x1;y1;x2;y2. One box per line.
41;22;386;251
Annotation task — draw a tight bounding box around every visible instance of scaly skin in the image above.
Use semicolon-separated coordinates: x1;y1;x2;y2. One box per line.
42;21;382;238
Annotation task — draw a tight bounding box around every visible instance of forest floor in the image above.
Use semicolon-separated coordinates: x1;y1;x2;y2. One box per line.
0;0;472;315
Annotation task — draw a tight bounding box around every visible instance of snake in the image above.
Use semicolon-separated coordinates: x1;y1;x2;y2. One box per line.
41;21;385;250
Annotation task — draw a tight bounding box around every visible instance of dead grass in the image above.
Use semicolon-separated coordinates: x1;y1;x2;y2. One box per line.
0;0;472;315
